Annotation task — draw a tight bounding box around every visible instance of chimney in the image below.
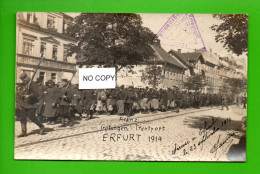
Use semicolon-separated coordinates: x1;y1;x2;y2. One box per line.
177;49;181;53
210;48;212;52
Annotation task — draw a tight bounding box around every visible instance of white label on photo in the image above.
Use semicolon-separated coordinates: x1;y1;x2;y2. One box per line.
79;68;116;89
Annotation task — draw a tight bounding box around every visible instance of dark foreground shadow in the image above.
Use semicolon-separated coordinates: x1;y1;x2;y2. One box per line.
227;135;246;161
28;127;55;136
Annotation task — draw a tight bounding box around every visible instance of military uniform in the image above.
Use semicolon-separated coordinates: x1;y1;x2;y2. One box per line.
59;81;74;127
16;72;44;137
107;89;117;115
242;96;247;109
221;94;229;110
36;79;46;122
140;88;150;113
124;86;136;116
160;89;168;112
43;80;60;124
82;89;96;119
96;89;107;114
116;87;126;115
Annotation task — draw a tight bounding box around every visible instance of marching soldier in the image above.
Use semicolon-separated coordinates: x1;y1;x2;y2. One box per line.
140;87;150;114
160;89;168;112
116;85;126;115
150;89;159;112
107;89;117;115
16;72;45;137
175;89;181;113
96;89;107;115
59;79;74;127
70;84;83;120
35;77;46;123
221;94;229;110
242;95;247;109
125;86;136;117
43;80;60;125
82;89;96;120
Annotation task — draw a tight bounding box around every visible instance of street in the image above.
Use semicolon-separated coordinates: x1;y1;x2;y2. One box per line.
14;106;246;161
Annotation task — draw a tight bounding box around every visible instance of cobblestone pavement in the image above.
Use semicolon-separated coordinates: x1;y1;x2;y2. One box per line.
14;106;247;161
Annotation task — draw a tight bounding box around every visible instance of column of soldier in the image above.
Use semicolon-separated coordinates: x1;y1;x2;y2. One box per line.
16;72;233;138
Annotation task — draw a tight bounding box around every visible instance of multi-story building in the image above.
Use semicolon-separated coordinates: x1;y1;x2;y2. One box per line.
170;49;221;93
16;12;77;84
117;45;188;88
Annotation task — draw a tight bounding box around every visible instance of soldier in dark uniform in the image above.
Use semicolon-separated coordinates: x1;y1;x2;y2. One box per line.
125;86;135;117
194;91;201;109
160;89;168;112
82;89;96;120
35;77;46;123
132;88;141;114
242;96;247;109
107;89;117;115
43;80;60;125
167;88;174;110
140;87;150;113
221;94;229;110
59;79;74;127
16;72;45;137
181;91;186;109
116;85;126;115
175;89;181;113
70;84;83;120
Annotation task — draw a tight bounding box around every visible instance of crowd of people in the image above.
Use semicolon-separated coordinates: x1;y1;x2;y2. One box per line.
15;72;246;137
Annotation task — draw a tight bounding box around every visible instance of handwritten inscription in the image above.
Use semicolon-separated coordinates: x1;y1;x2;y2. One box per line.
172;117;234;157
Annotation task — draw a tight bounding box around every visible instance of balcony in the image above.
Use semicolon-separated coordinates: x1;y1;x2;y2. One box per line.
16;54;76;72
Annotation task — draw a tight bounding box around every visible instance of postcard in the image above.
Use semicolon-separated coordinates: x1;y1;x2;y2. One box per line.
15;12;247;161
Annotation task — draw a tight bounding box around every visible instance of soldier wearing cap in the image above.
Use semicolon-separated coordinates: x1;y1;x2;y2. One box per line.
124;86;136;117
35;77;46;123
43;79;60;124
140;86;150;114
16;72;45;137
59;79;74;127
116;85;126;115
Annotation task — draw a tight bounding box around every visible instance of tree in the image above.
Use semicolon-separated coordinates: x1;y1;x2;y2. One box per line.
67;13;160;73
220;77;247;96
183;74;205;91
141;64;165;88
211;14;248;56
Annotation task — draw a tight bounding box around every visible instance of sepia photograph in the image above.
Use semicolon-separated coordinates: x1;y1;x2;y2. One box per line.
15;12;247;161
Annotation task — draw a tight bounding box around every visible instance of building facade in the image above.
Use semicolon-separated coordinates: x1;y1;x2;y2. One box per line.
16;12;77;84
117;45;188;88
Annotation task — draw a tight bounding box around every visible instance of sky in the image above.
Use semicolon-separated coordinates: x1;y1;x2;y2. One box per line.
65;13;247;63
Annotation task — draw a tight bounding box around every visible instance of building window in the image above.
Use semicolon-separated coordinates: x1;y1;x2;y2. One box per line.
63;46;68;62
39;72;45;83
22;38;34;56
63;21;69;33
47;15;56;29
52;45;58;60
40;42;46;58
51;73;57;83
